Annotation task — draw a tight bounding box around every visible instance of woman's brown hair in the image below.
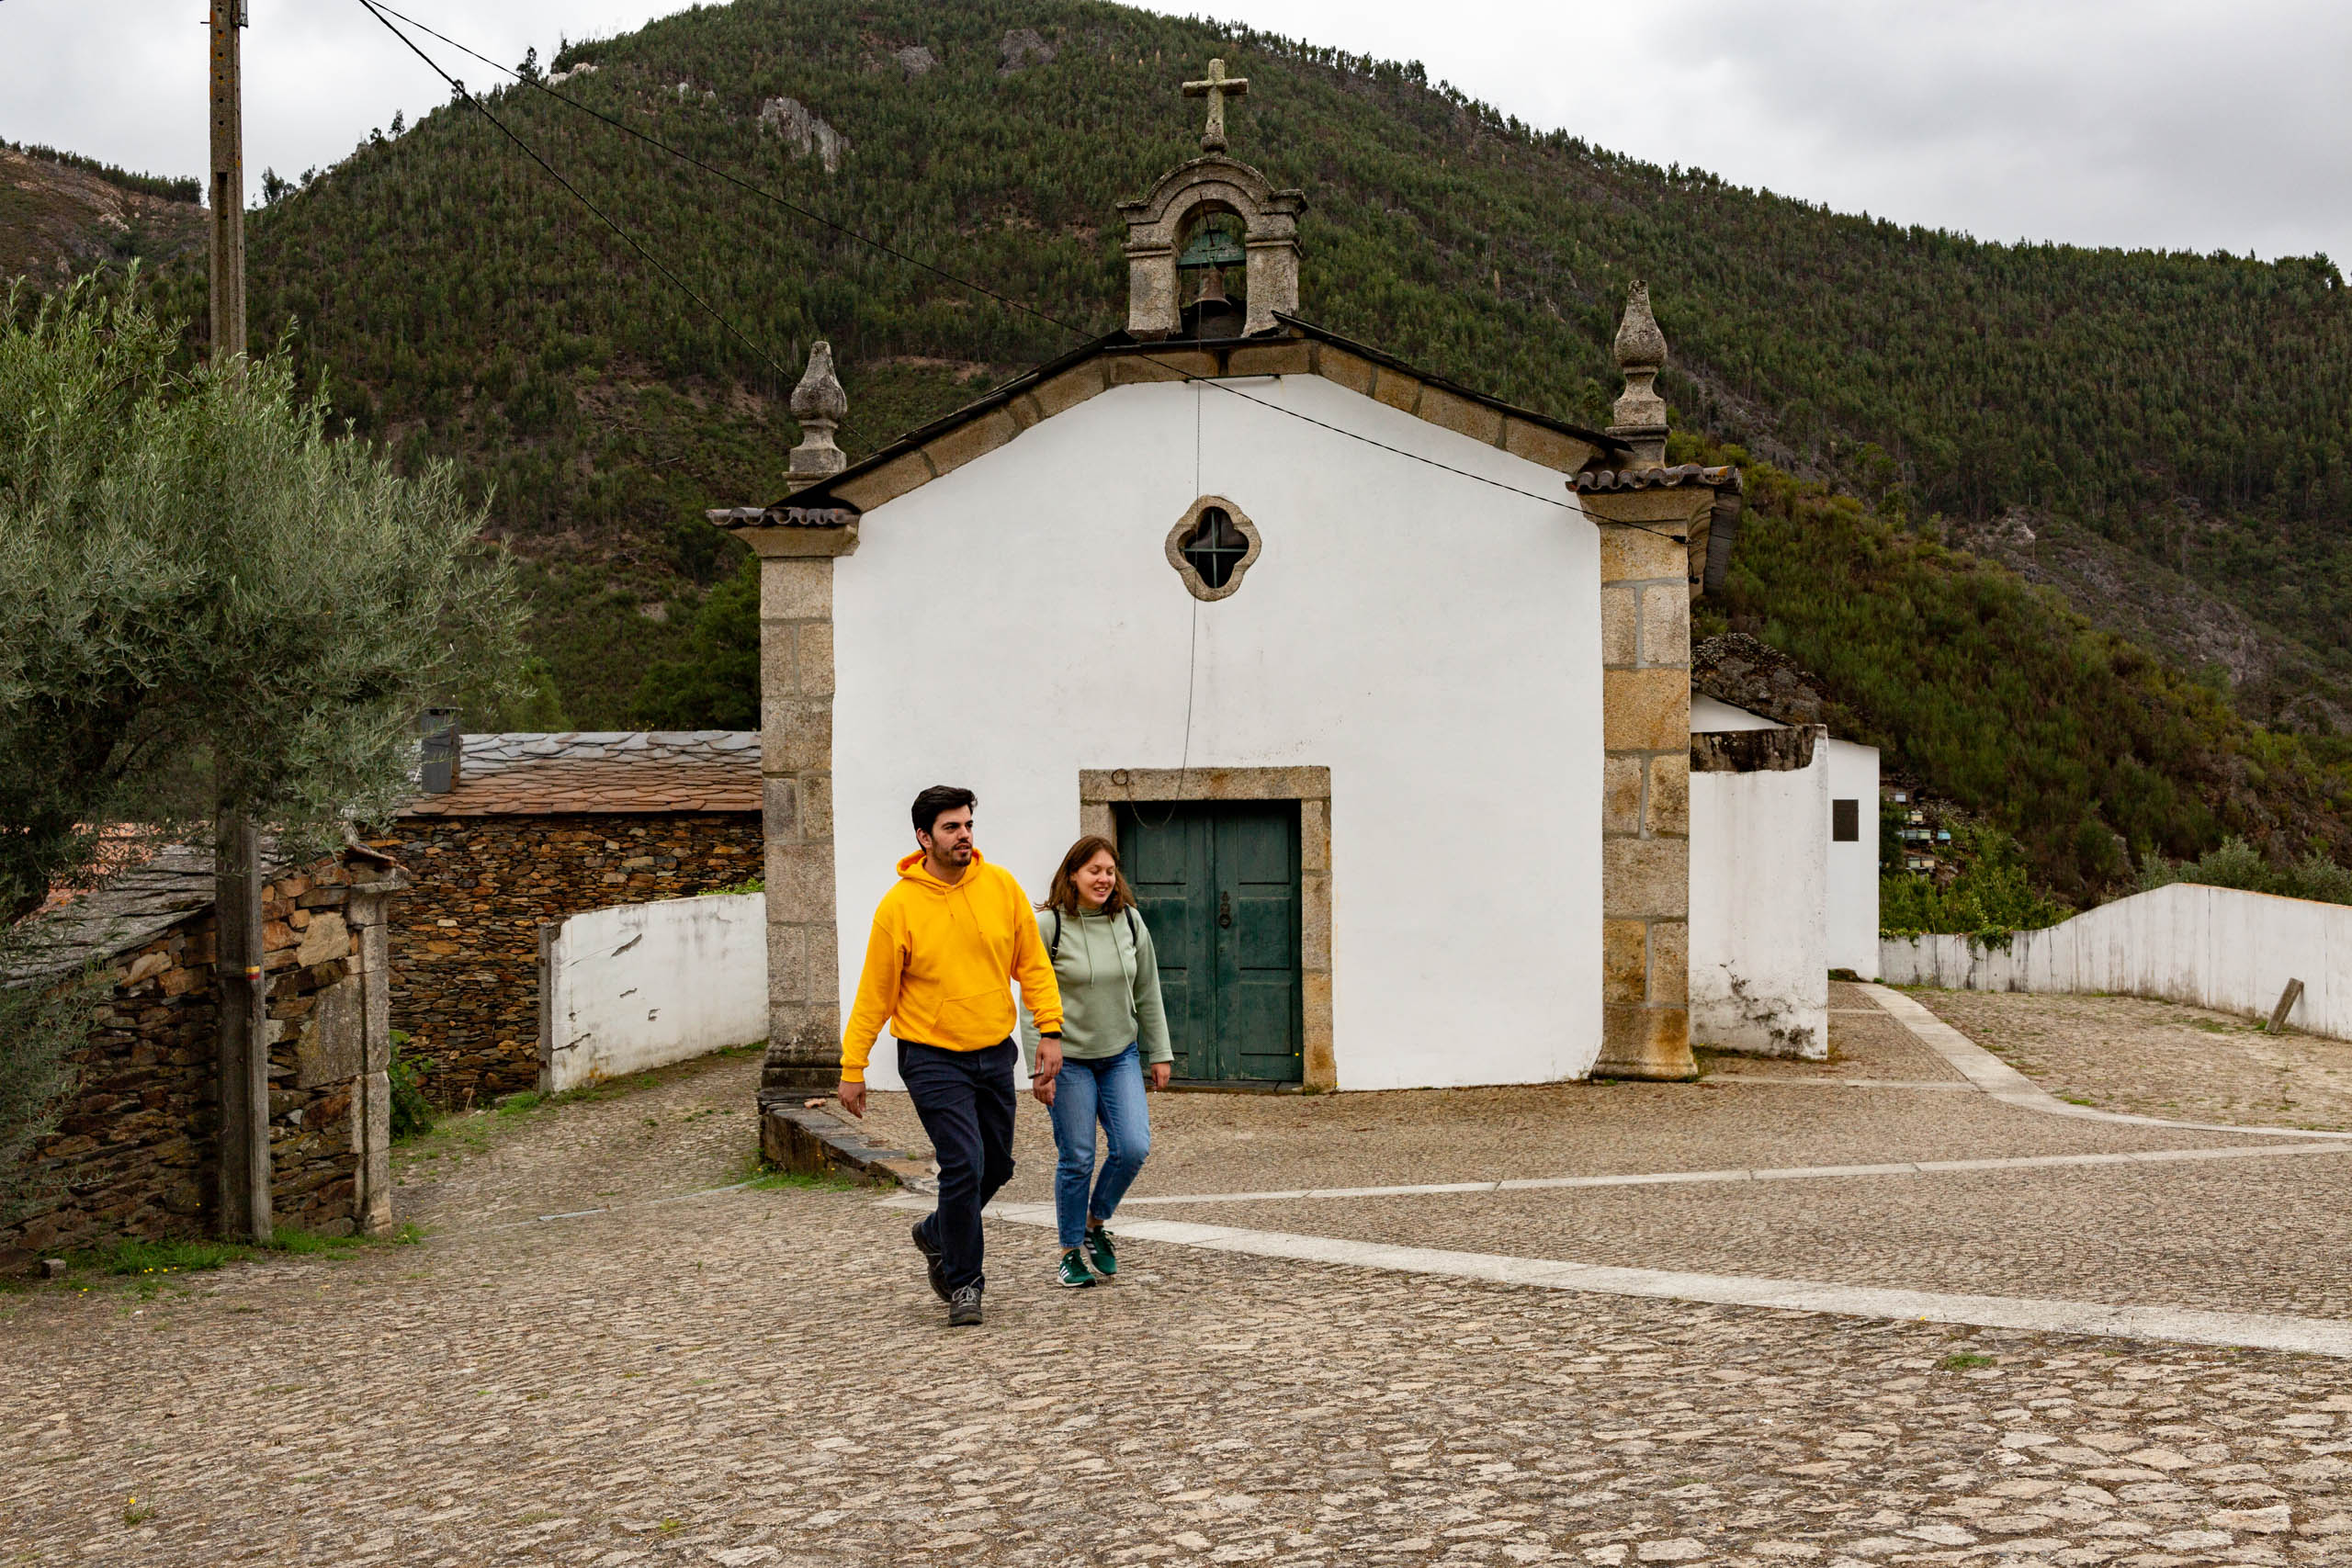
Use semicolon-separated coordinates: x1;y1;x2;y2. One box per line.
1043;835;1139;918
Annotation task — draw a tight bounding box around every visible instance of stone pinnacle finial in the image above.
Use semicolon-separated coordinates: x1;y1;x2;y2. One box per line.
786;339;847;491
1608;281;1669;467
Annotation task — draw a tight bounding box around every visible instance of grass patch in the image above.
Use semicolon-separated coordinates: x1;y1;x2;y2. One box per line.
56;1224;423;1292
121;1497;156;1526
85;1238;249;1277
1936;1352;1997;1371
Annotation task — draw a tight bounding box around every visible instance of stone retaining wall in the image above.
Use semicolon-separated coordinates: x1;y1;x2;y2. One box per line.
1;856;383;1263
380;813;761;1103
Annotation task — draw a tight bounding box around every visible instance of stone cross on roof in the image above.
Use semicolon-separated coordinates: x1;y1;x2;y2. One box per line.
1182;58;1250;152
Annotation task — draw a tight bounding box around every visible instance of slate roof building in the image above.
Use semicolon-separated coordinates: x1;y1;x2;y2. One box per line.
383;729;763;1102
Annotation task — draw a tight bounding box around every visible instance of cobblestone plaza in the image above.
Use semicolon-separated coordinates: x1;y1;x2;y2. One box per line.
7;985;2352;1565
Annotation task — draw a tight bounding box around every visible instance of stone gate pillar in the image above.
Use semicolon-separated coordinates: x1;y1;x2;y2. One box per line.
716;341;859;1100
1577;283;1743;1080
747;532;854;1098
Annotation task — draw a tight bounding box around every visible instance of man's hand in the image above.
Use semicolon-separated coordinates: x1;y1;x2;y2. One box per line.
1032;1037;1063;1107
1146;1061;1171;1091
835;1079;866;1119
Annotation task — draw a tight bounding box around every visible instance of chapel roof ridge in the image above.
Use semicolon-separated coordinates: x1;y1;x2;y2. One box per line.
743;313;1628;521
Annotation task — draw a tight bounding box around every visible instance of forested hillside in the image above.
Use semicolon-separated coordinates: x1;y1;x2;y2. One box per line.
27;0;2352;897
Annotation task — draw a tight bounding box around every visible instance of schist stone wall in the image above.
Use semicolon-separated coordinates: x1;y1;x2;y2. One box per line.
1;851;398;1263
380;813;762;1102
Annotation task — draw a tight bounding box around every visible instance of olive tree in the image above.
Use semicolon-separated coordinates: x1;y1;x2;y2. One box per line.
0;276;524;1201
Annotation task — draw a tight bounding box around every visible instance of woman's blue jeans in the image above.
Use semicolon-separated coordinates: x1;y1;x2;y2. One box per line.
1047;1043;1152;1250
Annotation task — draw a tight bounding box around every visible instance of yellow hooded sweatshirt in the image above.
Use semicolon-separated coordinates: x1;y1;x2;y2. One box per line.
839;850;1063;1084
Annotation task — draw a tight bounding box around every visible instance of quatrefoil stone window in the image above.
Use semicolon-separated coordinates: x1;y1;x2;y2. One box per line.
1166;495;1262;602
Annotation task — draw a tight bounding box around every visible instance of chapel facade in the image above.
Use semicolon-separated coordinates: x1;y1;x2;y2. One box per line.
713;63;1746;1098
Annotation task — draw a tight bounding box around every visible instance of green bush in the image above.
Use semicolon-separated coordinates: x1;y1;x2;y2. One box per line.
2137;836;2352;907
388;1031;435;1141
1881;829;2066;937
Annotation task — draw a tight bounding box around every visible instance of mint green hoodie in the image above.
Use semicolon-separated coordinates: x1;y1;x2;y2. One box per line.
1018;904;1172;1071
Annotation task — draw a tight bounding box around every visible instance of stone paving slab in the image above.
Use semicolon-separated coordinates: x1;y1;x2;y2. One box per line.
1908;990;2352;1133
9;1179;2352;1567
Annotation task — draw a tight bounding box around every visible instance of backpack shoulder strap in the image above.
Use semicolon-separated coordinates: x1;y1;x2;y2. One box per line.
1125;908;1138;948
1048;908;1063;959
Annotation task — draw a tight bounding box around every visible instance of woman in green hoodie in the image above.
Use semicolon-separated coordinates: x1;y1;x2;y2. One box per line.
1021;835;1172;1288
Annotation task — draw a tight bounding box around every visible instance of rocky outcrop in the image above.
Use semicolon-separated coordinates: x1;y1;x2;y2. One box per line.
999;28;1055;74
757;97;849;173
893;45;938;78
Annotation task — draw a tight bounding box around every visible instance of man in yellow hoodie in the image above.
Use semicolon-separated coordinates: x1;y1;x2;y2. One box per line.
837;784;1062;1326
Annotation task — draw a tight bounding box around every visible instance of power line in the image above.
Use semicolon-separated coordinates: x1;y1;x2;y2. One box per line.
353;1;1691;531
361;0;1079;341
353;0;793;387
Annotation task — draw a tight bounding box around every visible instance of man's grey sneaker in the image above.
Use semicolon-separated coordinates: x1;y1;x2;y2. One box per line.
1085;1224;1118;1280
1057;1248;1097;1289
911;1222;948;1303
947;1283;984;1326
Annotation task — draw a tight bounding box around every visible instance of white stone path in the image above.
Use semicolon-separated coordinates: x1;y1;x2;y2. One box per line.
869;990;2352;1360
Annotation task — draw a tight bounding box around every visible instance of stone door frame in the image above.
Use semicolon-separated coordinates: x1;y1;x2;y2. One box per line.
1079;767;1334;1090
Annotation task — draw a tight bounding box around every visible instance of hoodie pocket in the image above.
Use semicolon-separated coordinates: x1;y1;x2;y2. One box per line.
936;988;1012;1045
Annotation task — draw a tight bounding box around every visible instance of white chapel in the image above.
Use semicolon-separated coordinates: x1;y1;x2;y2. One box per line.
717;63;1793;1099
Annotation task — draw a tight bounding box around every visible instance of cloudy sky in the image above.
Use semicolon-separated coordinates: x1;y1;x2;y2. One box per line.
6;0;2347;266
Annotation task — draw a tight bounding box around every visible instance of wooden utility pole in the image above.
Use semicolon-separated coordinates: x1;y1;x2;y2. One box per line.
209;1;247;363
209;0;270;1243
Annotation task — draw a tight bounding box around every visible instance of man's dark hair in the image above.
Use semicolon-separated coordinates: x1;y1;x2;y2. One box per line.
911;784;978;838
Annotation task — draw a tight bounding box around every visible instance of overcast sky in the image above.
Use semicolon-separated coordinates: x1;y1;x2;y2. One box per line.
6;0;2347;267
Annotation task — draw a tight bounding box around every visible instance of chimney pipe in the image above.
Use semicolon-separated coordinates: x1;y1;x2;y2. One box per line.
419;709;459;794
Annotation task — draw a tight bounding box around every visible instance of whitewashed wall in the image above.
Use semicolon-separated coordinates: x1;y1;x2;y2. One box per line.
539;894;768;1093
1824;738;1882;976
1690;697;1879;979
833;373;1603;1091
1689;740;1830;1057
1880;882;2352;1041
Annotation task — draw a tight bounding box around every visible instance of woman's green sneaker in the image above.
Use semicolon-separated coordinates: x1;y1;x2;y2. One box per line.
1085;1224;1118;1280
1057;1248;1097;1289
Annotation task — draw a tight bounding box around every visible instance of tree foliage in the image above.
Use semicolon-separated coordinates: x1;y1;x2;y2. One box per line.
634;558;758;729
0;274;526;920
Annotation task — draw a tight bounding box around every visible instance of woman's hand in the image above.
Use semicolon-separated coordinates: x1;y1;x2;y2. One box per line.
1147;1061;1171;1090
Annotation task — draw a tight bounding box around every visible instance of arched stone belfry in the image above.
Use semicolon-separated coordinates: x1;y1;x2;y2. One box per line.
1116;147;1303;338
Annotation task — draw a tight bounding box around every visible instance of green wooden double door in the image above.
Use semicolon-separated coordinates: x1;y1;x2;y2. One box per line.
1117;802;1305;1085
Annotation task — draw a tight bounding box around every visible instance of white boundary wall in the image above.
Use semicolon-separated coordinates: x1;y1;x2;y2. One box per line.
1690;696;1879;978
1880;882;2352;1041
1823;738;1881;977
539;893;768;1093
1689;741;1830;1058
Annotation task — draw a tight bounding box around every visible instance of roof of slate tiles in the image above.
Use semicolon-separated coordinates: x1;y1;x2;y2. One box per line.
6;837;402;983
397;732;762;818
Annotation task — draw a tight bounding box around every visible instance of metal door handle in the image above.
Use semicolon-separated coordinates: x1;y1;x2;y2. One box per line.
1217;891;1233;929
